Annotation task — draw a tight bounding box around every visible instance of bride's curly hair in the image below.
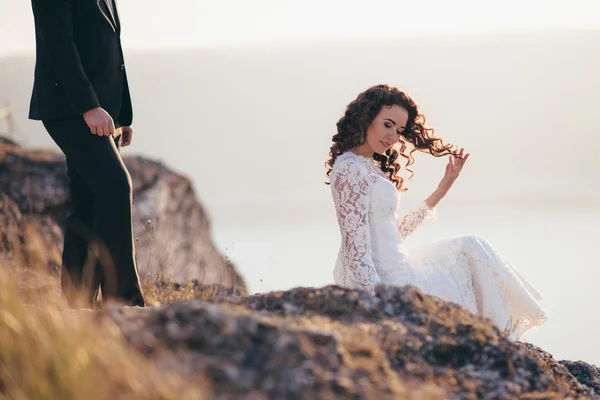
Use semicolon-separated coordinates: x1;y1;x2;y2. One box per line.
325;84;461;191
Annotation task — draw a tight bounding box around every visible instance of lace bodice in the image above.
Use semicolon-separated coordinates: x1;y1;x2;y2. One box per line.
330;152;435;294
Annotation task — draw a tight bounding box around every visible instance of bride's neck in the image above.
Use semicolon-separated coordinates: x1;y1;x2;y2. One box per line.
349;144;374;158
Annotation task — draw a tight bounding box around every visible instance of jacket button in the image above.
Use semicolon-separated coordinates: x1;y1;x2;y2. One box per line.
120;64;125;70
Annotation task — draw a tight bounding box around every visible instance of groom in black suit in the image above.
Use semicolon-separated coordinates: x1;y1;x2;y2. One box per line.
29;0;145;307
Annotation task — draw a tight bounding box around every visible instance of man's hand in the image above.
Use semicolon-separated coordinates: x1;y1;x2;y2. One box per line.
121;126;134;147
82;107;115;136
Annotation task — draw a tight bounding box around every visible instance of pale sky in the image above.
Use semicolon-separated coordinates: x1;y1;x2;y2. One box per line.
1;0;600;54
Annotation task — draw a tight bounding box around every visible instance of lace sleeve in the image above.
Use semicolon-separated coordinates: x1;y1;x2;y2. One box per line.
397;201;436;240
331;159;381;294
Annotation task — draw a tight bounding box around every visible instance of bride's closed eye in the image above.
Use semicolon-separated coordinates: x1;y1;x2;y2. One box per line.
385;121;405;135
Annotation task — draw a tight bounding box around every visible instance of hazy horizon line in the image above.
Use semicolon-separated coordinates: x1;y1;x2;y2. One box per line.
2;26;599;58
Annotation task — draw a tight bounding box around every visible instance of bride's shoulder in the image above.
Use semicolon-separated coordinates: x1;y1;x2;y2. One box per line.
332;151;361;169
331;152;372;179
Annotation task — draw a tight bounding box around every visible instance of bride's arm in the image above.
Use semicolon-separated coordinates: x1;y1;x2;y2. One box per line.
398;151;470;240
397;200;437;240
332;160;381;294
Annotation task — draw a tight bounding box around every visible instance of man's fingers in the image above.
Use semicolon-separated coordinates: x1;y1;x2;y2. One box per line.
83;108;115;136
107;121;115;136
120;126;133;146
97;118;114;136
123;130;132;146
92;124;110;136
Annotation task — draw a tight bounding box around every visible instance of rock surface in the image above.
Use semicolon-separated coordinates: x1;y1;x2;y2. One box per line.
107;285;599;399
0;135;245;292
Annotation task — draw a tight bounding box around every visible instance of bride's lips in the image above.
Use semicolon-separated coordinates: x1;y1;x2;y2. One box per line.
381;141;392;148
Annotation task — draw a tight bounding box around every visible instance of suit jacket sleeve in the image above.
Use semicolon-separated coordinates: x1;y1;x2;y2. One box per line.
31;0;101;114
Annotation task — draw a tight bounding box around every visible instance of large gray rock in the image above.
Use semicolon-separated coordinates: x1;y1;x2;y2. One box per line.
108;284;600;399
0;135;246;293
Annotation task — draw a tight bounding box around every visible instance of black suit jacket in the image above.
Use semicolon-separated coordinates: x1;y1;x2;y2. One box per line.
29;0;133;127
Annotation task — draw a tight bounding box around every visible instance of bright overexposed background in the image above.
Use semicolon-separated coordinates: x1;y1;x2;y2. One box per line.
2;0;600;53
1;0;600;364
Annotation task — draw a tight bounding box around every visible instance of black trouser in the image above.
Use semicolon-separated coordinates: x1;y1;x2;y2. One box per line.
43;115;144;307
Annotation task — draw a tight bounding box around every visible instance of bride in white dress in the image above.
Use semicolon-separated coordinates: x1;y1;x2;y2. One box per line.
326;84;547;340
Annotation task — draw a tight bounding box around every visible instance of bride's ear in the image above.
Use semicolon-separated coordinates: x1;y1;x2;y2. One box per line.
357;130;367;144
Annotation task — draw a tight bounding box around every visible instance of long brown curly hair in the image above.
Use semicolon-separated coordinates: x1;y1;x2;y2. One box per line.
325;84;461;191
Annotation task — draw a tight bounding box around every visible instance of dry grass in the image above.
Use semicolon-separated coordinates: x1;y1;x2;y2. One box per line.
0;265;206;400
143;279;240;306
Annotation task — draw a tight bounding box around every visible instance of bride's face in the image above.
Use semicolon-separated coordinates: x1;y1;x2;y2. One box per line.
365;105;409;155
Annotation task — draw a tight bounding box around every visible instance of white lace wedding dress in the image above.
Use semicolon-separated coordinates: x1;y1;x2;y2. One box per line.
330;151;548;340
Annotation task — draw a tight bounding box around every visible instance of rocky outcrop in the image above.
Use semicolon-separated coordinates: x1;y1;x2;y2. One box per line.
0;135;245;292
108;285;599;399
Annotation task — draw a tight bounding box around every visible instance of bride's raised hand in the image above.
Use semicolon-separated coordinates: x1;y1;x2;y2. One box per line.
438;148;470;193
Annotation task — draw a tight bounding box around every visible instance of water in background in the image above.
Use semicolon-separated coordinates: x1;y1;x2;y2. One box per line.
1;30;599;364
